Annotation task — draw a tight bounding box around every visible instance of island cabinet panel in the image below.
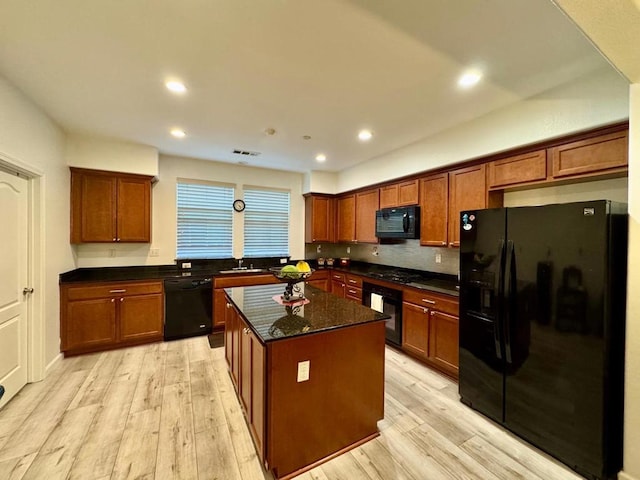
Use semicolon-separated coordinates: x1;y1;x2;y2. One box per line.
70;167;152;243
60;280;163;356
355;189;379;243
420;173;449;247
304;194;334;243
487;150;547;189
550;129;629;179
267;321;385;479
336;195;356;242
448;164;486;248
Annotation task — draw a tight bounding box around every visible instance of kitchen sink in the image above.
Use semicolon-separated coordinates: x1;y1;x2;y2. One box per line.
218;268;266;274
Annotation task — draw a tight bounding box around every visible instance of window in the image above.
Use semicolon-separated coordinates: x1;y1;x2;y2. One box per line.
243;188;290;257
176;181;233;259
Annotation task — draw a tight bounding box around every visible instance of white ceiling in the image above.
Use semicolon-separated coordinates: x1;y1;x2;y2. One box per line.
0;0;616;173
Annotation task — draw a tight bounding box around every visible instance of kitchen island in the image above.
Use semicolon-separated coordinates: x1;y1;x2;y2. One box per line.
224;282;389;480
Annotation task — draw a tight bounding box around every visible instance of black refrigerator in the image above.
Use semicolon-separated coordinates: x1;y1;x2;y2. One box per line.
459;200;627;480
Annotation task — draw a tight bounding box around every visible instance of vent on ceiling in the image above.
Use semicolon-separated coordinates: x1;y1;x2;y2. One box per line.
233;149;261;156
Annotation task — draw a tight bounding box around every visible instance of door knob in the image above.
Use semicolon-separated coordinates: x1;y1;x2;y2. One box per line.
23;287;34;295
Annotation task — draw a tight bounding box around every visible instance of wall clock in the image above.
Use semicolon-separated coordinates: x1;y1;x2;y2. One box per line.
233;199;246;212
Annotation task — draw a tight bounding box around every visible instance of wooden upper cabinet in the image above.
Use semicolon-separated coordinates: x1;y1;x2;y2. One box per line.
355;189;379;243
448;164;486;248
487;150;547;189
420;173;449;247
336;194;356;242
70;168;152;243
379;180;419;208
550;130;629;179
304;194;334;243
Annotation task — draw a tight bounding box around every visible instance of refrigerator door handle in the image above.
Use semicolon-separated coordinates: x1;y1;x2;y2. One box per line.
504;240;515;364
494;238;506;360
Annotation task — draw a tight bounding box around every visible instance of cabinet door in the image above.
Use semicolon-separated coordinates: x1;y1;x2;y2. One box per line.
117;176;151;242
240;322;252;414
331;279;346;298
306;279;329;291
429;311;459;376
550;130;628;179
355;189;379;243
487;150;547;189
224;300;234;367
119;293;164;342
448;164;486;247
214;289;227;328
250;329;266;462
231;306;241;389
420;173;448;247
75;172;117;242
379;185;398;209
305;195;334;243
336;195;356;242
397;179;419;206
402;302;429;359
65;298;117;351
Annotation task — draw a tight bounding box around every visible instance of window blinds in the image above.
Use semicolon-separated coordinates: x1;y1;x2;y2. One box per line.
243;188;290;257
176;182;233;259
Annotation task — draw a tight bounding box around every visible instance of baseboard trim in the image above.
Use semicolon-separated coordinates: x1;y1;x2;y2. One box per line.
44;353;63;377
619;471;640;480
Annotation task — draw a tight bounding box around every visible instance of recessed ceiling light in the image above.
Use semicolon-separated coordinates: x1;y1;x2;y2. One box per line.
458;70;482;88
165;80;187;94
315;154;327;162
170;128;186;138
358;130;373;142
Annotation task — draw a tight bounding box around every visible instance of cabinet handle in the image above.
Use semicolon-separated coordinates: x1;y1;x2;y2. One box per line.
348;279;357;284
430;311;435;316
117;238;120;242
449;242;454;247
243;327;250;335
112;238;116;242
120;298;124;302
111;298;115;303
441;241;447;246
423;308;428;314
422;299;436;304
348;289;357;294
110;289;127;293
226;303;231;308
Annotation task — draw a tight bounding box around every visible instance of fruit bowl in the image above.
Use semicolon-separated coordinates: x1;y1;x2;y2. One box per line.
269;266;315;301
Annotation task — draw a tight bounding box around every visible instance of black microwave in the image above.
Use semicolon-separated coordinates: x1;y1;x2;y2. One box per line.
375;206;420;239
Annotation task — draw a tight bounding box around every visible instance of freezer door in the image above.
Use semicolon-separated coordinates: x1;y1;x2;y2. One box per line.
503;201;613;478
458;207;506;423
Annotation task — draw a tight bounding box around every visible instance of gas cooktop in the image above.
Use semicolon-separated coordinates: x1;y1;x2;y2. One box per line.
367;271;422;284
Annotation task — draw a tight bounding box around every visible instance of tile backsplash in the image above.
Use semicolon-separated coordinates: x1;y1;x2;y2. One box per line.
305;239;459;275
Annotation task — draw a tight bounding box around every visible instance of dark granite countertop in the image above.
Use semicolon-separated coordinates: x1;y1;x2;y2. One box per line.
59;259;459;296
225;283;389;343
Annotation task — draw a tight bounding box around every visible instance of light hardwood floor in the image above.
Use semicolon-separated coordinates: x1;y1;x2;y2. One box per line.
0;337;584;480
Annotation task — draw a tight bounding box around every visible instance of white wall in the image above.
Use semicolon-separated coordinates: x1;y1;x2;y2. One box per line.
621;83;640;480
303;170;339;194
0;74;72;370
337;67;629;193
66;133;159;177
75;154;306;267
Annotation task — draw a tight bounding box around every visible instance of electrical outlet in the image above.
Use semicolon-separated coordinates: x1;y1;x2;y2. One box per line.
347;247;351;254
280;258;288;264
316;244;322;253
372;246;379;256
435;253;442;264
182;262;192;269
150;248;160;257
297;360;310;382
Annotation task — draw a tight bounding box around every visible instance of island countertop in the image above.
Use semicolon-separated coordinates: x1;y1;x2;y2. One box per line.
225;283;389;343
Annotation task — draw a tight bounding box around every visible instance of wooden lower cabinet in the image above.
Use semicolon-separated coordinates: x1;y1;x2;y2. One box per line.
214;273;279;328
402;287;459;378
60;280;163;356
304;269;330;291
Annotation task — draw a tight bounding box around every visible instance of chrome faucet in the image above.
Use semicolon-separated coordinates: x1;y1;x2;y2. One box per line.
238;258;244;269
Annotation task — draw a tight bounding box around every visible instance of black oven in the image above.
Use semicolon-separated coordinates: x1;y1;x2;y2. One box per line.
362;282;403;346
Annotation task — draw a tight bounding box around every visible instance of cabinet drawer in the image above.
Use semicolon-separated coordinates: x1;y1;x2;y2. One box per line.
402;288;458;316
346;286;362;302
330;272;346;282
345;274;363;288
65;281;163;300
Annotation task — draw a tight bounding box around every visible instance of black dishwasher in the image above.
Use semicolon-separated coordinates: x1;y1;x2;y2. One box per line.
164;276;213;340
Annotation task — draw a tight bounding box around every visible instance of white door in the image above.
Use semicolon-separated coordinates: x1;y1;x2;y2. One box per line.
0;169;29;409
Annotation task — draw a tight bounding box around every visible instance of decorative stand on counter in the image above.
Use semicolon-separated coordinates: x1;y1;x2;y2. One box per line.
269;267;314;302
